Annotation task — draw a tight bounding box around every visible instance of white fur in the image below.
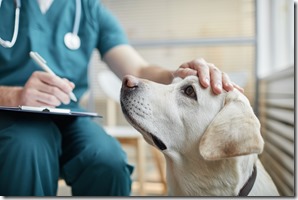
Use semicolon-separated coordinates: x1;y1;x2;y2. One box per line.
120;75;279;196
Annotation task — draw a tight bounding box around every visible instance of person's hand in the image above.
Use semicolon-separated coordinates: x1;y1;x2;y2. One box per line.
19;71;75;107
173;58;244;94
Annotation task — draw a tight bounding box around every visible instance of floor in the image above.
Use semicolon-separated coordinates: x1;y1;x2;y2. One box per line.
57;144;167;196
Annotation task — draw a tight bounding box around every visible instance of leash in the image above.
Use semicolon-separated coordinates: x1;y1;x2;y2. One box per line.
238;165;257;196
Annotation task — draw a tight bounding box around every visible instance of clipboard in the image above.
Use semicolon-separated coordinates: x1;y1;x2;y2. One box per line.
0;105;102;118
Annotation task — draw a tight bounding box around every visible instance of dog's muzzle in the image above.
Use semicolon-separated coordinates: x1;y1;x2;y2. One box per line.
120;75;167;151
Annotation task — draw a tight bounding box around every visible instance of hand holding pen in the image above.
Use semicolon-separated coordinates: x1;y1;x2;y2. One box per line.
17;51;77;107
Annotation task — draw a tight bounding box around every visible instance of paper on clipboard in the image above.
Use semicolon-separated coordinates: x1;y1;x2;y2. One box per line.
0;105;101;117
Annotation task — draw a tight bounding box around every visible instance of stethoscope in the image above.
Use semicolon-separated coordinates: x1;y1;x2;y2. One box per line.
0;0;81;50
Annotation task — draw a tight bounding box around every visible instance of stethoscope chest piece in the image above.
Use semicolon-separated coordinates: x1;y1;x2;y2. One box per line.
64;32;81;50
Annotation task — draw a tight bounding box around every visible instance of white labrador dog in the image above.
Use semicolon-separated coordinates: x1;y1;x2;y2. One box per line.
120;75;279;196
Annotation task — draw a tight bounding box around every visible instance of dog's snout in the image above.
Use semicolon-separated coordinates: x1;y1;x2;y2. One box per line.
122;75;139;89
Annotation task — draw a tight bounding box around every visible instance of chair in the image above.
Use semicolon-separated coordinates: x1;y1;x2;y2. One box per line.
97;70;167;195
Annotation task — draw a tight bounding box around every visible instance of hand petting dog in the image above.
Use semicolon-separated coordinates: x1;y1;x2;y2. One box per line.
174;58;244;94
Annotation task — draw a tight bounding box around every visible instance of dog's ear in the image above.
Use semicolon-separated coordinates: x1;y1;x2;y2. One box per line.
199;90;264;161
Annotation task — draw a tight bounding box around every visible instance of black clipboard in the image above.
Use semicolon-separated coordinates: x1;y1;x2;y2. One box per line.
0;105;102;118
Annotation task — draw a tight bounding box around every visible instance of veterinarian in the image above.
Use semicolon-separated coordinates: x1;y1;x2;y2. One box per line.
0;0;241;196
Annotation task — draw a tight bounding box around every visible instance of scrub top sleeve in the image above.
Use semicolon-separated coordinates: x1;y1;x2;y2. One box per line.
94;2;129;56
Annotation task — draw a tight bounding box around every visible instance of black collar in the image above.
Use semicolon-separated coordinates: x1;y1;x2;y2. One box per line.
238;165;257;196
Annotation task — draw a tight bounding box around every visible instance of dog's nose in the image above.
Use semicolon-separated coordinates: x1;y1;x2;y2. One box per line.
122;75;139;88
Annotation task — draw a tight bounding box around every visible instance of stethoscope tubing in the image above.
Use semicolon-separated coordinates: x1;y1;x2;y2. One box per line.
73;0;81;35
0;0;81;49
0;0;21;48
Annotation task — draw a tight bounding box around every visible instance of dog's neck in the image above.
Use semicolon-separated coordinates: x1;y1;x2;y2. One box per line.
165;152;257;196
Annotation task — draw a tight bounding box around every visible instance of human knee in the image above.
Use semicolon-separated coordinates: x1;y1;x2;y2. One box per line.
84;139;133;178
102;152;132;176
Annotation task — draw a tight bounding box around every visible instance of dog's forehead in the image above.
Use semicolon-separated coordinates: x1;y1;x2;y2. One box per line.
172;77;183;84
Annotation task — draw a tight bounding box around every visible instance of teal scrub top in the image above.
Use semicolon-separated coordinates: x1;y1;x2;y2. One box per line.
0;0;128;109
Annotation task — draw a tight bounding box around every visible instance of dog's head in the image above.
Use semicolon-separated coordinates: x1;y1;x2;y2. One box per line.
120;75;264;161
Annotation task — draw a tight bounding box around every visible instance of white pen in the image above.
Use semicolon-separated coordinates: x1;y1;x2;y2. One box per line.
29;51;77;102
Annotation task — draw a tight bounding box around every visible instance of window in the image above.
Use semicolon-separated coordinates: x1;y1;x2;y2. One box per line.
256;0;294;77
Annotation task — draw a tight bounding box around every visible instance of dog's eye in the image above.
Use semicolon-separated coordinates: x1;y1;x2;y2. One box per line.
184;86;197;100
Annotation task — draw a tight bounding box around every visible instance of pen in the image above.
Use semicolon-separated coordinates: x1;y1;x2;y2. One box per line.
29;51;77;102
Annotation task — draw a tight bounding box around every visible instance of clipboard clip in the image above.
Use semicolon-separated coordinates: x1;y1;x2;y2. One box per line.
20;106;71;114
42;108;50;112
0;105;101;117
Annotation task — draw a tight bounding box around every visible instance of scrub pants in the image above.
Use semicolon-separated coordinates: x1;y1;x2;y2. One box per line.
0;111;134;196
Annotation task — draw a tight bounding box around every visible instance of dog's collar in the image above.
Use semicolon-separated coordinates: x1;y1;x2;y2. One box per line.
238;165;257;196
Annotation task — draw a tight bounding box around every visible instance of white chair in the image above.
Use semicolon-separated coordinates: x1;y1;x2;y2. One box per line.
97;70;167;195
